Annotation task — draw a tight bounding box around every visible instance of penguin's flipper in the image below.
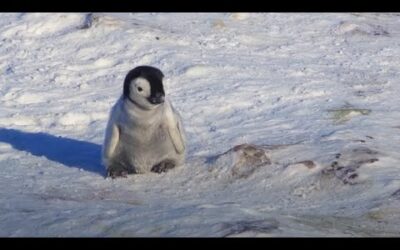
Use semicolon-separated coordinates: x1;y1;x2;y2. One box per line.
102;121;120;166
165;102;185;154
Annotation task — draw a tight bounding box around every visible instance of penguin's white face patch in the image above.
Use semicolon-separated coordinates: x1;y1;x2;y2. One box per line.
131;77;151;98
126;77;156;109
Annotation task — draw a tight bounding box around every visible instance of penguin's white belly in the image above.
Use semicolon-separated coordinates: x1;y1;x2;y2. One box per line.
116;123;177;173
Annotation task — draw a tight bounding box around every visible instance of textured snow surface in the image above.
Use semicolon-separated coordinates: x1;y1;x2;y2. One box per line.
1;13;400;237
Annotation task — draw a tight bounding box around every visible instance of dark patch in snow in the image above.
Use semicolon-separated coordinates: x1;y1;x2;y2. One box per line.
296;160;316;169
391;189;400;199
80;13;93;29
322;146;379;185
219;219;279;237
334;21;390;37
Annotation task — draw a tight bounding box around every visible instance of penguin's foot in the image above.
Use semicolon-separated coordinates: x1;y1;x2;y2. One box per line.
107;169;129;179
151;160;176;173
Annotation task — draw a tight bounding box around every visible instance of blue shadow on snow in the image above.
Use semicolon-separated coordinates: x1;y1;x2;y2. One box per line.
0;128;105;176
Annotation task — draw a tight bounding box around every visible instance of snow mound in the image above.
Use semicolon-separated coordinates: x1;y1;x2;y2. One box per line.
208;143;271;180
184;65;218;77
58;112;91;126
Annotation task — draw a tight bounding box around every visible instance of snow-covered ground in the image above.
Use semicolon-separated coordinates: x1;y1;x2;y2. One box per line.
1;13;400;237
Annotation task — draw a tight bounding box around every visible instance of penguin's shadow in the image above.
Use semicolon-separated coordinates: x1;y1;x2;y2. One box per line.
0;128;105;176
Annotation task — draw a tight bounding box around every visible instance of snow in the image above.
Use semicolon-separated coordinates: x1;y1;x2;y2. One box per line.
1;13;400;237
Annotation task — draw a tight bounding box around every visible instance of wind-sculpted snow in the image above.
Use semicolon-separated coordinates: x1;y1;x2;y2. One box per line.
0;13;400;236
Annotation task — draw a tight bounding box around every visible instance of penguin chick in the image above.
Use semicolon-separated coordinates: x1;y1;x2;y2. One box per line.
102;66;186;178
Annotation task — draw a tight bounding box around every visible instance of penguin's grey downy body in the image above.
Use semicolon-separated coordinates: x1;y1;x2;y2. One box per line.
102;66;186;177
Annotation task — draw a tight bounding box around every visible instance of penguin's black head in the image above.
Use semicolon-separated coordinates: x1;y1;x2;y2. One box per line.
123;66;166;109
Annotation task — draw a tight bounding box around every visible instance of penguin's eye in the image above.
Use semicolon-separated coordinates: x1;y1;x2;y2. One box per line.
137;87;143;92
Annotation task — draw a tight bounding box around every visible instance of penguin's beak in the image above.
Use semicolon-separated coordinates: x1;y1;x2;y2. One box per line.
149;93;165;104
